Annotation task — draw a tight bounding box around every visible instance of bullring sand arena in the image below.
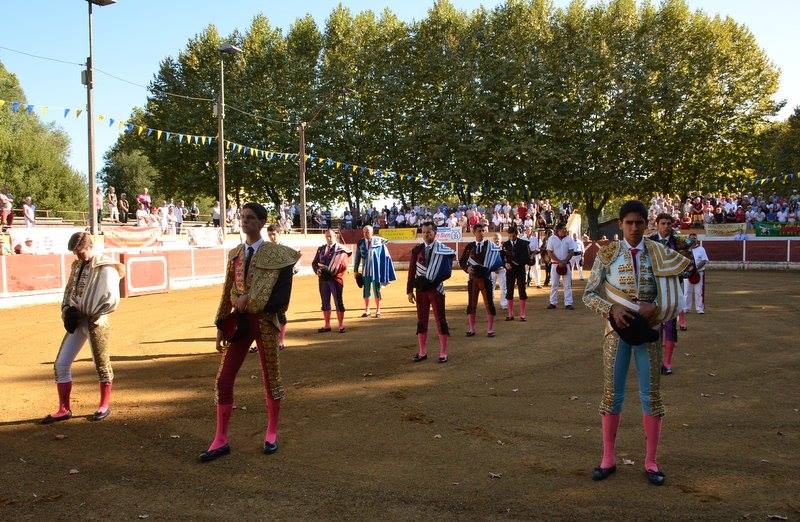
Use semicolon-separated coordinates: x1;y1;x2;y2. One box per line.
1;269;798;519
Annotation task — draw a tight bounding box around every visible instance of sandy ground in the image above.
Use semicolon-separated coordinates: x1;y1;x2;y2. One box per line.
0;269;798;520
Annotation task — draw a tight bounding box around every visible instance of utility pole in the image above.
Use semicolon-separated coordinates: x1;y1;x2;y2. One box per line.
298;122;307;236
217;58;226;235
85;1;97;234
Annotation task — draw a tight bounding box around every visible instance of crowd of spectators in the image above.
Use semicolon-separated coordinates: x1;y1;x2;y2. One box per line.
649;190;800;230
289;199;576;234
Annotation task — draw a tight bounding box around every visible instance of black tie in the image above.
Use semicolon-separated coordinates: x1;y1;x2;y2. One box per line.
244;246;255;277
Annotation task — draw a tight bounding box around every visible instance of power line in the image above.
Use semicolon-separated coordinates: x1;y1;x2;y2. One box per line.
93;67;214;103
224;102;297;126
0;45;83;67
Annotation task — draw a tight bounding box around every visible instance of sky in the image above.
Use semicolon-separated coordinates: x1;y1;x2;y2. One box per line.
0;0;798;180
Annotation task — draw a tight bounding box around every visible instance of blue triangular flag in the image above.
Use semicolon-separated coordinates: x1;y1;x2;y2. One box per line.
63;108;70;118
11;102;20;112
27;104;35;113
147;128;154;136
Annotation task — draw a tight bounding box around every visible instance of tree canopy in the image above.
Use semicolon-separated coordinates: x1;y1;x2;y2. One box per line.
0;61;87;211
107;0;782;234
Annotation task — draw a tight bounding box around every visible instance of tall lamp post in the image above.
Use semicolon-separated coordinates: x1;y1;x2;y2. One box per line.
83;0;115;235
217;43;241;235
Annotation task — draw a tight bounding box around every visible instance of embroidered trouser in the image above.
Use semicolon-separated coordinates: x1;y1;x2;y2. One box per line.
505;267;527;300
53;317;113;383
416;288;449;335
320;280;345;311
600;332;665;417
362;276;381;299
466;277;496;316
215;314;284;404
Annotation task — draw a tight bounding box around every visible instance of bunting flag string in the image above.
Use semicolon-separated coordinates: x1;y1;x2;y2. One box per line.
2;97;797;201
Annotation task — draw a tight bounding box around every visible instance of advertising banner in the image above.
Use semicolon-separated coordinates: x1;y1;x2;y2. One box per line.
8;227;83;254
754;221;800;237
436;227;463;242
103;226;161;249
703;222;747;237
188;227;224;247
378;228;417;240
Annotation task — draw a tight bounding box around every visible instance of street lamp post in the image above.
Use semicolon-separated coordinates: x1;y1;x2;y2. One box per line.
84;0;115;235
217;43;241;235
298;122;307;236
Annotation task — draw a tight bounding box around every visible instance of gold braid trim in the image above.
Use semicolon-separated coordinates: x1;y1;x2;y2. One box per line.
597;241;621;267
247;243;301;314
214;245;243;325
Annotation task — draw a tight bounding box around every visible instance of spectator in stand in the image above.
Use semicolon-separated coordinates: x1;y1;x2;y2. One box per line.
446;213;458;228
174;200;185;234
433;208;446;227
107;187;119;223
95;187;104;231
137;187;151;211
166;207;178;235
189;201;200;221
211;201;221;227
765;206;778;222
23;196;36;228
118;193;129;224
148;206;160;229
0;187;13;230
159;201;170;233
343;210;354;229
135;202;148;227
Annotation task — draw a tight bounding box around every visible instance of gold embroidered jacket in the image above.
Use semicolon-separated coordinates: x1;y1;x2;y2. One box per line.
215;242;301;326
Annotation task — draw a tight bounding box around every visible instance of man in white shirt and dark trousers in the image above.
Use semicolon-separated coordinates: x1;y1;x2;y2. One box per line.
570;233;585;280
683;233;709;315
524;227;542;288
546;224;576;309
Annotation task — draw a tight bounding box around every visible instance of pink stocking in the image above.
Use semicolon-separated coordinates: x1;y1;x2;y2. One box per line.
336;311;345;329
208;403;233;451
51;382;72;417
265;396;281;445
375;298;382;315
643;413;662;473
663;341;675;369
678;311;687;329
507;299;515;318
417;333;428;357
520;299;527;318
279;323;287;346
97;381;112;414
468;314;476;333
486;314;495;334
600;413;621;469
438;334;448;359
323;310;331;328
364;298;370;314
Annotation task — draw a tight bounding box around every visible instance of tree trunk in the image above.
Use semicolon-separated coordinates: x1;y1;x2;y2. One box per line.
584;192;611;240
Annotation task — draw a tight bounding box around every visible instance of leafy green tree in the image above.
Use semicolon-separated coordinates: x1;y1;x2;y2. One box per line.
0;61;87;212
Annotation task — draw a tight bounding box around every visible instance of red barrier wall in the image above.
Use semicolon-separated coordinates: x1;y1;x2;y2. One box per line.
5;254;64;292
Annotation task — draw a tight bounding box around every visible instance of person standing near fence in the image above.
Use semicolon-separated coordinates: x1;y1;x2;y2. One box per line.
201;203;300;461
312;229;352;334
23;196;36;228
107;187;119;222
353;225;396;318
546;224;576;310
502;226;531;321
118;193;129;224
42;232;125;424
460;222;502;337
683;233;709;317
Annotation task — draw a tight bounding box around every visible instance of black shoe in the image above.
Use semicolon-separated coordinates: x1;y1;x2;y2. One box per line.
679;325;688;331
338;327;346;334
565;305;575;310
547;304;556;309
438;356;448;364
465;331;476;337
199;443;231;462
248;346;258;353
412;354;428;363
317;327;332;333
660;366;673;375
519;317;527;322
505;316;515;321
645;469;666;486
591;465;616;481
278;344;285;351
375;313;381;318
262;441;278;455
91;408;111;422
360;312;369;318
41;412;72;425
487;331;496;338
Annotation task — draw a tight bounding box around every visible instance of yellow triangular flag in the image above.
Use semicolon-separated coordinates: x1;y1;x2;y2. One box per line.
201;136;206;145
75;109;82;118
317;158;325;165
117;121;124;129
0;100;5;108
137;126;145;135
39;105;49;115
351;165;357;172
237;144;243;153
156;130;163;140
98;114;104;121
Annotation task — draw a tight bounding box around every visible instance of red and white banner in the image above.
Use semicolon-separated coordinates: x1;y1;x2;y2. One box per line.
187;227;224;247
103;226;161;249
8;227;83;254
